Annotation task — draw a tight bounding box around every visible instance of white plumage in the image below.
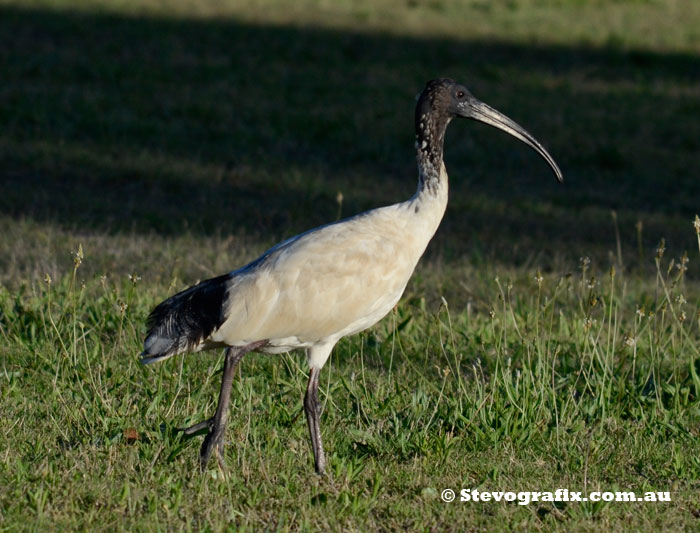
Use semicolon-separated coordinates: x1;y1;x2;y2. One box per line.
142;78;562;474
211;176;446;363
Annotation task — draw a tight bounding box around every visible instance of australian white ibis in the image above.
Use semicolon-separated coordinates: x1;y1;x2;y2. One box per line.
141;78;563;474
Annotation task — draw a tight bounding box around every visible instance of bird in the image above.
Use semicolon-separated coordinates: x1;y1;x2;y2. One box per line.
141;78;563;475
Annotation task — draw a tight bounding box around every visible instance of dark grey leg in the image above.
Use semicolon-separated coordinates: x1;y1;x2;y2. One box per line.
304;367;326;474
198;346;245;470
180;341;266;471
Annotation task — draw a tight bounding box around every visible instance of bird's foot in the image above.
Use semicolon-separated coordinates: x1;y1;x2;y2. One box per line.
178;418;213;436
178;418;227;472
314;453;327;476
199;424;226;471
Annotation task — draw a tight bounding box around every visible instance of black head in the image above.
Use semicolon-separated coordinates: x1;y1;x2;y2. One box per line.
415;78;563;182
415;78;472;125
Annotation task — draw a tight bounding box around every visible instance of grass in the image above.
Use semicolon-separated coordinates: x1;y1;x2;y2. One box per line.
2;0;700;530
3;241;700;530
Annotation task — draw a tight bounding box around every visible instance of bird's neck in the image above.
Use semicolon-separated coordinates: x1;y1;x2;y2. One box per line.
406;112;450;238
414;110;450;197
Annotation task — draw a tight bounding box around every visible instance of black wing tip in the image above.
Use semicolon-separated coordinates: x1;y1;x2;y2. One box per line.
141;272;231;364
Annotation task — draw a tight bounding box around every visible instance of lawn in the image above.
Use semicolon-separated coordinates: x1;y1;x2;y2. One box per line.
1;0;700;530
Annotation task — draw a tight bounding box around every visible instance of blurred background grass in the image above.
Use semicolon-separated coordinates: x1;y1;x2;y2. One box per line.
2;0;700;290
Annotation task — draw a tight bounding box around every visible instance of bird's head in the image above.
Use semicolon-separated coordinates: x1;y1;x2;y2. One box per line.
415;78;563;182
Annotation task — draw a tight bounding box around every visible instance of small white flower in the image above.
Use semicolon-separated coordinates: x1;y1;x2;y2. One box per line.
656;239;666;259
73;244;84;268
583;317;597;332
534;270;543;286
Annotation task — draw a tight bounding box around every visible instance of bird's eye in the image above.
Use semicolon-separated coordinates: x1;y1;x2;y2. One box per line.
457;91;465;98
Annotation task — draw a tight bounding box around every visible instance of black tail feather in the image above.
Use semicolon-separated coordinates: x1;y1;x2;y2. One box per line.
141;273;231;363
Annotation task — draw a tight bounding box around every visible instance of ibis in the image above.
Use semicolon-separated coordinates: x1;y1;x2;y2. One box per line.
141;78;563;474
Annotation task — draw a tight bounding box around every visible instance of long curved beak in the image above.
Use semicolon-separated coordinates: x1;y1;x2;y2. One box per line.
463;98;563;183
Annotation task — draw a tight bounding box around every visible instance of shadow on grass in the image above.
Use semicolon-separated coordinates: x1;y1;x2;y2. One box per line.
2;5;700;265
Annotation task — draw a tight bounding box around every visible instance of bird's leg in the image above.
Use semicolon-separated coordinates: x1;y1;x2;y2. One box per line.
198;345;246;471
179;341;267;471
178;348;242;438
304;367;326;475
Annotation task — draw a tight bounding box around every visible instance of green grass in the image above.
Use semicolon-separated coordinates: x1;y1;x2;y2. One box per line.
2;0;700;530
3;245;700;530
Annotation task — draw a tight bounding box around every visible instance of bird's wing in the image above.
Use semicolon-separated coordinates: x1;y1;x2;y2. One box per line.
212;204;426;345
